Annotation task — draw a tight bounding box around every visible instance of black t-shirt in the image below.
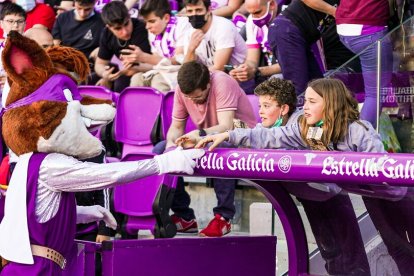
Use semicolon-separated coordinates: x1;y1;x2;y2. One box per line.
98;18;151;60
52;10;105;59
282;0;339;43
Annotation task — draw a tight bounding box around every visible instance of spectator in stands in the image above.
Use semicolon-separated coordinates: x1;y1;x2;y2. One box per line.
0;2;26;105
158;61;256;237
122;0;191;92
251;78;370;275
336;0;392;127
230;0;281;86
176;0;246;71
52;0;104;62
268;0;337;97
94;1;152;92
24;27;54;48
4;0;55;35
52;0;104;84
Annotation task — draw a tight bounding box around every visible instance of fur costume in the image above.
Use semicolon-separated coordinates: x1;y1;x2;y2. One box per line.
0;31;203;275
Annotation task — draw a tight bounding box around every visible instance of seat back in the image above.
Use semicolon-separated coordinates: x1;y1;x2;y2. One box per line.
246;94;261;123
114;153;165;216
78;85;114;102
113;153;177;237
161;91;197;137
114;87;163;146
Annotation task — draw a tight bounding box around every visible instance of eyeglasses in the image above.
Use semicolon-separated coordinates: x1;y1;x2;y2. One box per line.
3;19;25;26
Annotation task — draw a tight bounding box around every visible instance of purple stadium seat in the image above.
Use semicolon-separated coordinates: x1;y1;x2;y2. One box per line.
113;87;178;238
114;87;163;157
161;91;197;137
113;153;177;238
78;85;115;102
246;94;262;123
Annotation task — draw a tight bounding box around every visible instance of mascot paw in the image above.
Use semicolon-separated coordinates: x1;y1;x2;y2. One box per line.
154;147;205;175
76;205;117;230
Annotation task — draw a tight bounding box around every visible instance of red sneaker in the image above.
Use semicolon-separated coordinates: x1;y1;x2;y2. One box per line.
171;214;198;233
199;214;231;237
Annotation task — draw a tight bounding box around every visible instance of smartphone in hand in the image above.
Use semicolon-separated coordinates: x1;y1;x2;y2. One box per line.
107;63;120;74
120;49;131;56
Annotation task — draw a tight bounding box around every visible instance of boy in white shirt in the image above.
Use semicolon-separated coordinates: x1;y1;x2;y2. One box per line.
123;0;191;92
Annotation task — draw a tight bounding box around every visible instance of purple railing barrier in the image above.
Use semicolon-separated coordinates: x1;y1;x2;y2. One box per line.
63;241;101;276
101;237;276;275
189;148;414;275
192;148;414;186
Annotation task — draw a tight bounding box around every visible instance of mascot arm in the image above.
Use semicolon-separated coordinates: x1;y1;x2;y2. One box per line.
40;153;159;192
40;149;204;192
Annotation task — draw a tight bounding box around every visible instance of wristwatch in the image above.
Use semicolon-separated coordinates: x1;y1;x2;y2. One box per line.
199;129;207;137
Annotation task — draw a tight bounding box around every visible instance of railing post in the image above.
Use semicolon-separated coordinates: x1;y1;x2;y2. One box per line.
376;40;382;132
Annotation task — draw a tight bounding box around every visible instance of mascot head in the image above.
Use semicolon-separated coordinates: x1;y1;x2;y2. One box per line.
1;31;116;159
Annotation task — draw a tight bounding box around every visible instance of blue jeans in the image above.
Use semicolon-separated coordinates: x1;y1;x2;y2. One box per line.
339;29;392;127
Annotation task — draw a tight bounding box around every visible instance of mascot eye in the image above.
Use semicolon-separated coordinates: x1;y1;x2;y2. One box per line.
63;88;74;102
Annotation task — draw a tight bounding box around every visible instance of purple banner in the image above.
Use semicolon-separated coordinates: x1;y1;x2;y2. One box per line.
192;148;414;186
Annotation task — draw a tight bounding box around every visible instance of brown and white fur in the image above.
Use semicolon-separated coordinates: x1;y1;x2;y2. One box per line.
2;31;115;159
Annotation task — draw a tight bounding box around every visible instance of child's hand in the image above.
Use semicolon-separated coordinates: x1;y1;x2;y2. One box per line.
195;132;230;151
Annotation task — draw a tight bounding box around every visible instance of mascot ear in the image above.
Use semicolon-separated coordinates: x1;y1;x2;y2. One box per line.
46;46;90;83
1;31;53;84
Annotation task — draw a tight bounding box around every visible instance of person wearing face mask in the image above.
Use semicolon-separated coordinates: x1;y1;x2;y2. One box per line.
229;0;281;89
1;0;55;36
174;0;247;72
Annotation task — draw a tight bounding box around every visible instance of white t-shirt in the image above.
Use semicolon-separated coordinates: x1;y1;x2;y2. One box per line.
178;15;247;67
148;16;191;58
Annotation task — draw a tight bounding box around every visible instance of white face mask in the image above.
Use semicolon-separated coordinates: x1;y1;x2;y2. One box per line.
15;0;36;12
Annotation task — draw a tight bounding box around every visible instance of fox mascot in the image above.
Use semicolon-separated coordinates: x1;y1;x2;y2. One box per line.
0;31;204;275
